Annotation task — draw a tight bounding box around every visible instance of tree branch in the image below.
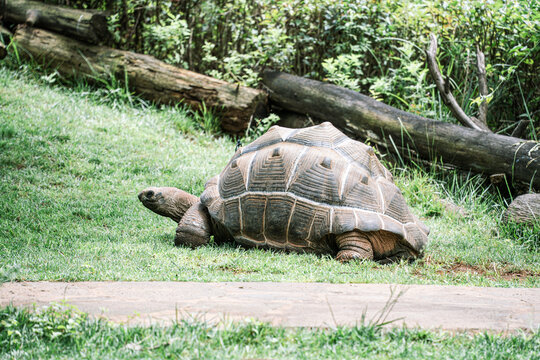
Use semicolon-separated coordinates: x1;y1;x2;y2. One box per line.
476;45;488;126
426;34;491;132
511;119;531;138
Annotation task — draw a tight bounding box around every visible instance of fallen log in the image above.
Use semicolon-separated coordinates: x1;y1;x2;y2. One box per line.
262;71;540;189
13;27;267;134
2;0;110;44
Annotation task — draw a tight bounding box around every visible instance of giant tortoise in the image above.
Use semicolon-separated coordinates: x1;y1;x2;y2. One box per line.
138;122;429;262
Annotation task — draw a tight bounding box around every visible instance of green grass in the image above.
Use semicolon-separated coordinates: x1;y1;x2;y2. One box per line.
1;304;538;360
0;65;538;286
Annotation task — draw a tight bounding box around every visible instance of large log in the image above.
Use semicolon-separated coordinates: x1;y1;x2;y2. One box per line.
13;27;267;134
262;71;540;189
2;0;109;44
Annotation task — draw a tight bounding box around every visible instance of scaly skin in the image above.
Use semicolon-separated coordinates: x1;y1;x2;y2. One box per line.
138;187;198;223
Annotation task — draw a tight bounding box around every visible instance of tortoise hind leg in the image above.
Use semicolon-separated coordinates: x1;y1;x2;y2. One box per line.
335;230;373;262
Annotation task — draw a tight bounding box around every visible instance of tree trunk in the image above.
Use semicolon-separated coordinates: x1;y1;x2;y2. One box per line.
3;0;110;44
13;27;267;134
262;71;540;189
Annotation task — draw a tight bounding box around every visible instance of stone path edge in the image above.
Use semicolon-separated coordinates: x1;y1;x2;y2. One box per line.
1;281;538;332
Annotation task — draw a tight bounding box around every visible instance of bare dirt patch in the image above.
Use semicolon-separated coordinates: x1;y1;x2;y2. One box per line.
414;261;539;282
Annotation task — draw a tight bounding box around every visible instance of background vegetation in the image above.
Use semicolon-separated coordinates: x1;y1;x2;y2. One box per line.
38;0;540;139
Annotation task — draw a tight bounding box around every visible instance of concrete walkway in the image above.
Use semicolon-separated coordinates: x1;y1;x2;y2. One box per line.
1;282;538;332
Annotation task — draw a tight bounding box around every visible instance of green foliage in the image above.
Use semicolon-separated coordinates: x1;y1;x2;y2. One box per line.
190;103;222;135
143;13;191;67
1;305;539;359
369;42;436;117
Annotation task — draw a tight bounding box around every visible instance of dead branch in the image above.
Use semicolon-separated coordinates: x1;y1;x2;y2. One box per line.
476;45;488;126
426;34;491;132
511;119;531;138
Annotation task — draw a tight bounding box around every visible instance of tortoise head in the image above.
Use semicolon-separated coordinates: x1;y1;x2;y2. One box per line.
138;186;199;223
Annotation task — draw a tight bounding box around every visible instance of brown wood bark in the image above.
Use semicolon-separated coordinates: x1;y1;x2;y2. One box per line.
13;27;267;134
3;0;110;44
262;70;540;189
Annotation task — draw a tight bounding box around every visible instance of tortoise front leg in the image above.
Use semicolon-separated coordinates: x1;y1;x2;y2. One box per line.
335;230;374;262
175;202;212;247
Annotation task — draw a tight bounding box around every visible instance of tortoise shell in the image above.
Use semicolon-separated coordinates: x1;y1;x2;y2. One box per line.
200;122;429;255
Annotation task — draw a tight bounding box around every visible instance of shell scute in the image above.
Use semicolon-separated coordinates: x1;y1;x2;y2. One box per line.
340;166;381;211
286;200;314;247
223;198;241;236
331;208;357;234
247;144;298;193
286;121;345;148
264;195;295;243
287;151;342;205
240;194;266;242
354;210;383;232
308;205;332;243
335;139;373;171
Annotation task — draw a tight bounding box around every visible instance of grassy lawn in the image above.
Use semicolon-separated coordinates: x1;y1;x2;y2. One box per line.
0;65;538;287
1;304;538;360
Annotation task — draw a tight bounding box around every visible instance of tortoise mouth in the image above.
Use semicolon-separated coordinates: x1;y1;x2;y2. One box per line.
138;189;160;204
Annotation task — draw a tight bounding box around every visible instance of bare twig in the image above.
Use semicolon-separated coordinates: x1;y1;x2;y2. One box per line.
426;34;491;132
476;45;489;126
